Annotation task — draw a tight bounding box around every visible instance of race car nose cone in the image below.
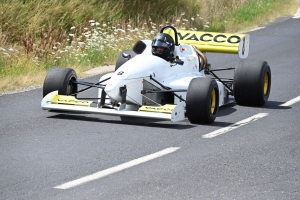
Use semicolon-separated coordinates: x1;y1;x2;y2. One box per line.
104;79;123;102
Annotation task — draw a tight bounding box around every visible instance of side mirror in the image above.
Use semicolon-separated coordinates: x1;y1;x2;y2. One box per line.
122;53;131;59
133;40;147;54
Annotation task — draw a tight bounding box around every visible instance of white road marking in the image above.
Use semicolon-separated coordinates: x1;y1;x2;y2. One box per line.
280;96;300;107
202;113;269;139
54;147;180;190
246;27;265;33
53;94;299;189
293;6;300;18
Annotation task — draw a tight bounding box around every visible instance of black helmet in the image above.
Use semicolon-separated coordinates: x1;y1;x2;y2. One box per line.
151;33;175;60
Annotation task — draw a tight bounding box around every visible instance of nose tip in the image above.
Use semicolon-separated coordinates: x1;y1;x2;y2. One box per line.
104;81;122;102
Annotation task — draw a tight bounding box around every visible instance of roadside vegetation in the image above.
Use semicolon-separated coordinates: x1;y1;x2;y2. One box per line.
0;0;298;92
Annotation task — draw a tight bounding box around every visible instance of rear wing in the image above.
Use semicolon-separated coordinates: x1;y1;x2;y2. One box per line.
163;29;250;59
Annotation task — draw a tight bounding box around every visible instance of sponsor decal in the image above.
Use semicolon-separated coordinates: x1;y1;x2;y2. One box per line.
139;104;176;114
178;32;241;44
180;45;186;52
52;95;92;106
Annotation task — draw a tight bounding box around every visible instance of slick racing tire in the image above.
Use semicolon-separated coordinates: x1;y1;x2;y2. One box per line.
233;59;271;106
115;50;137;71
43;67;78;97
186;78;219;124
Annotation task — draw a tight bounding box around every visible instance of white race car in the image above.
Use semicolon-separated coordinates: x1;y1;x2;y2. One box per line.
41;25;271;124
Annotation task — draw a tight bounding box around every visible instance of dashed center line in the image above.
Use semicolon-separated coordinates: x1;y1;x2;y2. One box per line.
202;113;269;139
280;95;300;107
203;95;300;139
53;96;299;190
54;147;180;190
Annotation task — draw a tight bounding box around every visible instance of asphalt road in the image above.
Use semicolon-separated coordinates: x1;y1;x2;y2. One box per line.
1;16;300;200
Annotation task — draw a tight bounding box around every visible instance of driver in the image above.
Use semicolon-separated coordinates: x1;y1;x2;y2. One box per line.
151;33;175;61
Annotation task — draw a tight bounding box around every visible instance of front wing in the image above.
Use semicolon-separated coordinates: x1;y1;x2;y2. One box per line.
41;91;185;122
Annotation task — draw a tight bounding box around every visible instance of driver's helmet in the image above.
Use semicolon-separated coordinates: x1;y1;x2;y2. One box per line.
151;33;175;60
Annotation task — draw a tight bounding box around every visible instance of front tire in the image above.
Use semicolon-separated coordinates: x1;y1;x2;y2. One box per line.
233;60;271;106
186;78;219;124
43;67;77;97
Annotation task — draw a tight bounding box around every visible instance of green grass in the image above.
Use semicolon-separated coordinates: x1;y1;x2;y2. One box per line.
205;0;298;32
0;0;298;92
231;0;288;23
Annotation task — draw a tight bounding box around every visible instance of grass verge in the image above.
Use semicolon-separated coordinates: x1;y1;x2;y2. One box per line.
0;0;298;93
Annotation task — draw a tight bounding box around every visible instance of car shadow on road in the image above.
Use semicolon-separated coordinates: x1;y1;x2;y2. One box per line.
231;100;292;110
46;100;290;130
260;100;292;110
48;113;196;130
217;102;237;117
217;100;291;113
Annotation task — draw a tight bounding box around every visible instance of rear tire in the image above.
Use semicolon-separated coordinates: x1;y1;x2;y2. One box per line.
43;67;77;97
233;60;271;106
186;78;219;124
115;50;137;71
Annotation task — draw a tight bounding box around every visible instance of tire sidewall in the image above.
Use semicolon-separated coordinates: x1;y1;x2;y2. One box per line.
186;78;219;124
61;69;77;95
233;60;271;106
43;67;77;97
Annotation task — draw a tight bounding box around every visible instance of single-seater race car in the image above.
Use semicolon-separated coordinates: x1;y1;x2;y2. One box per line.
41;25;271;124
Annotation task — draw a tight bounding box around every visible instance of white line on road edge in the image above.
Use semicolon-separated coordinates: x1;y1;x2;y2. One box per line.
54;147;180;190
280;96;300;107
293;6;300;18
202;113;269;139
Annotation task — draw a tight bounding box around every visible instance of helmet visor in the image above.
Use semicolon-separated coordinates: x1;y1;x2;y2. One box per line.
152;40;170;49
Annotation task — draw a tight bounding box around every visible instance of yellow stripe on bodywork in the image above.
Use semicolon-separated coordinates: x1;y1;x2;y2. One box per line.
139;104;176;114
52;94;92;106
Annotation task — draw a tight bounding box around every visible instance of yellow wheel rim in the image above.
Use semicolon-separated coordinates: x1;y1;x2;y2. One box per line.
211;89;216;114
264;72;269;96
